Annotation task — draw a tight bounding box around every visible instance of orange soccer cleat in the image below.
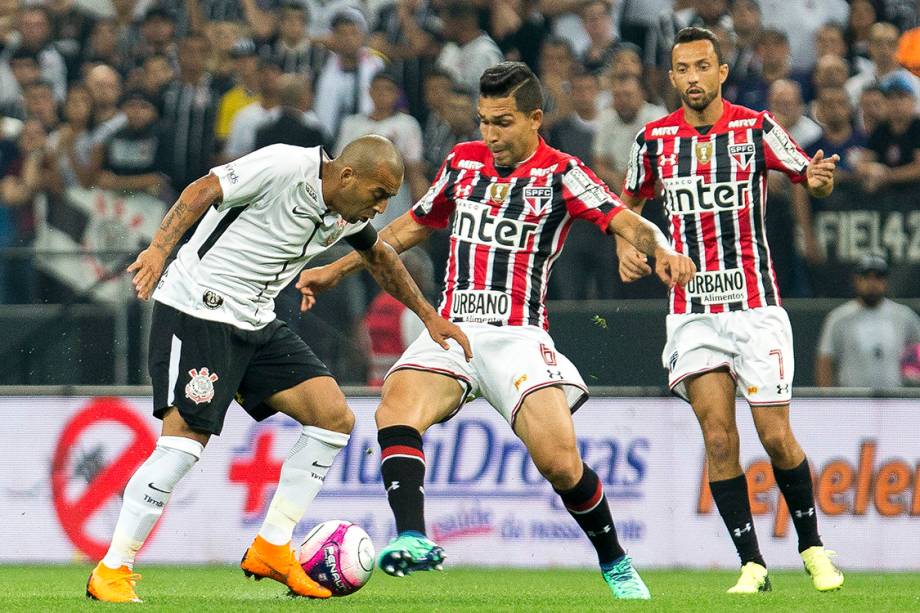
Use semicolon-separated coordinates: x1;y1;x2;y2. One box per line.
240;535;332;599
85;561;142;603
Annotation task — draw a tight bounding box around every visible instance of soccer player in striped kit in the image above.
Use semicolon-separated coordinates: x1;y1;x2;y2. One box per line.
299;61;695;600
619;27;844;593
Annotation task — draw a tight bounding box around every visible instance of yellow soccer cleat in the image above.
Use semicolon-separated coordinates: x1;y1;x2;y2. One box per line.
85;561;142;603
801;546;844;591
727;562;771;594
240;535;332;599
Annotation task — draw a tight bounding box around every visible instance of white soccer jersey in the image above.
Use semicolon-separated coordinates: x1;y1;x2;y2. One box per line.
154;144;369;330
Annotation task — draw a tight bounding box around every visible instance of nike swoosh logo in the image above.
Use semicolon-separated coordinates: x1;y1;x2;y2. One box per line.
292;206;313;218
312;460;333;469
148;482;172;494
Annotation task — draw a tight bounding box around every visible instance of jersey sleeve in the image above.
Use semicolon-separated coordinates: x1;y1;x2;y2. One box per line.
762;112;811;183
561;158;626;233
211;144;304;211
410;152;458;229
622;129;657;199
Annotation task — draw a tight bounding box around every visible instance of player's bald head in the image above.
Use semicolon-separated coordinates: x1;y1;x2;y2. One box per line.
339;135;404;183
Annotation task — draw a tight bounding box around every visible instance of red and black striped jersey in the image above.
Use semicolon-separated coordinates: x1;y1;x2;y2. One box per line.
412;139;624;329
623;100;810;315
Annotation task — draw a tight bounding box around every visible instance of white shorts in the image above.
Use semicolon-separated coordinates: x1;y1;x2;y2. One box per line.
663;306;795;406
389;323;588;425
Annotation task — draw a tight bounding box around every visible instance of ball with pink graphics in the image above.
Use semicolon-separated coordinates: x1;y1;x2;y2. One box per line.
298;520;375;596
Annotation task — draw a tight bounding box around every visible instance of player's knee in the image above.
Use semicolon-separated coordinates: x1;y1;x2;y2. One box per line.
315;403;354;434
534;448;582;490
702;425;739;466
375;401;426;432
760;427;795;461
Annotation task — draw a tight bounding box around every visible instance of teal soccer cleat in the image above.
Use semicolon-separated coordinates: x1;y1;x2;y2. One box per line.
601;555;651;600
377;531;446;577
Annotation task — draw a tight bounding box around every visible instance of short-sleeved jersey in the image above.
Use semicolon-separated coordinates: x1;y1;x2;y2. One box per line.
412;139;625;329
154;144;369;330
623;100;810;315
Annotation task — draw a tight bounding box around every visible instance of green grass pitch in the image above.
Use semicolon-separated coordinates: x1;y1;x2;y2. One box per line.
2;565;919;612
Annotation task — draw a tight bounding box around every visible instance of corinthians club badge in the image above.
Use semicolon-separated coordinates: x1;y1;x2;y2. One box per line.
186;367;219;404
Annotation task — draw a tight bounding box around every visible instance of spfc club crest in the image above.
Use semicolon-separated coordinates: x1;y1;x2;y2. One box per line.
728;143;756;170
485;182;510;204
185;367;219;405
694;141;713;164
523;186;553;216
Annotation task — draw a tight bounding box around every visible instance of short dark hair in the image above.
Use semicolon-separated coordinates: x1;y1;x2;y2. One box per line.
672;26;724;65
479;61;544;113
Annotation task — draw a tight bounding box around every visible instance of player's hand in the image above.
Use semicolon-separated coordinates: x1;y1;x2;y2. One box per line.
617;244;652;282
295;266;341;312
126;247;167;301
422;313;473;362
806;149;839;193
654;248;696;289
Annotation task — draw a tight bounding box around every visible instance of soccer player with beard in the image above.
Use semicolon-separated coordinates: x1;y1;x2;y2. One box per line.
298;61;695;600
618;27;844;593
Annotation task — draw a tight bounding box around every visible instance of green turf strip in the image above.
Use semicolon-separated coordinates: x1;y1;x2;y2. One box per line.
1;565;918;612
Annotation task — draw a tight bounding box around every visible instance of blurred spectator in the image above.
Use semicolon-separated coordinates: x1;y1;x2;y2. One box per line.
128;7;178;73
15;7;67;100
81;18;125;69
607;44;644;83
139;53;175;109
816;254;920;387
222;59;283;161
93;90;171;198
423;84;479;180
578;0;622;76
767;79;822;151
314;8;385;140
362;247;434;386
726;0;761;86
759;0;848;72
255;73;326;149
845;0;877;62
85;63;126;146
185;0;277;41
369;0;441;120
490;0;550;70
814;23;849;64
654;0;732;70
858;84;887;134
540;0;616;58
215;39;261;144
538;36;575;131
0;49;43;120
809;86;866;181
205;18;244;90
47;84;96;190
23;80;60;133
436;1;503;95
618;0;670;66
0;119;47;304
46;0;97;78
846;21;920;108
548;70;598;163
737;29;808;110
811;54;850;103
335;71;426;228
858;76;920;192
260;2;329;78
160;34;221;192
593;75;665;190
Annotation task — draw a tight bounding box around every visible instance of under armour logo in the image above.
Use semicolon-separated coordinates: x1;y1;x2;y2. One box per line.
387;481;400;493
587;525;612;537
776;383;790;394
732;522;752;538
794;507;815;518
547;369;563;380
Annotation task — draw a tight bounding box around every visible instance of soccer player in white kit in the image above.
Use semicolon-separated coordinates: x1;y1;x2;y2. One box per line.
299;62;696;600
618;27;845;593
86;135;471;603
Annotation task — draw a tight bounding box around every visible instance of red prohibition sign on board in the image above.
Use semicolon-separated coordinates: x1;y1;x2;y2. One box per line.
51;397;157;559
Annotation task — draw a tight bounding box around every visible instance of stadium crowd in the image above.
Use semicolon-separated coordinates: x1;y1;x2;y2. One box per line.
0;0;918;384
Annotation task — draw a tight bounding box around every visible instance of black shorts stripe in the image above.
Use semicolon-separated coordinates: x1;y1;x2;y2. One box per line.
197;206;248;259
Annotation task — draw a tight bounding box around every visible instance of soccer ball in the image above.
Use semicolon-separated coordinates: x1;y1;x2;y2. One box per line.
298;520;375;596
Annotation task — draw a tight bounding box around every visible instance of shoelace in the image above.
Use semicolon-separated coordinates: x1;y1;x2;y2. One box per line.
105;571;141;588
606;564;643;591
808;550;839;573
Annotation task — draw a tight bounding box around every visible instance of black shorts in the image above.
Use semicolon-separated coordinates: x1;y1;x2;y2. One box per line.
148;302;333;435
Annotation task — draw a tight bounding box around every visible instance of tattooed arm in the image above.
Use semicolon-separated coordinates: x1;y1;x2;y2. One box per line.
360;239;472;360
609;208;696;289
127;173;223;300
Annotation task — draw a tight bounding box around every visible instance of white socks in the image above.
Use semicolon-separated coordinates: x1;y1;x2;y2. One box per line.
101;436;203;570
258;426;349;545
